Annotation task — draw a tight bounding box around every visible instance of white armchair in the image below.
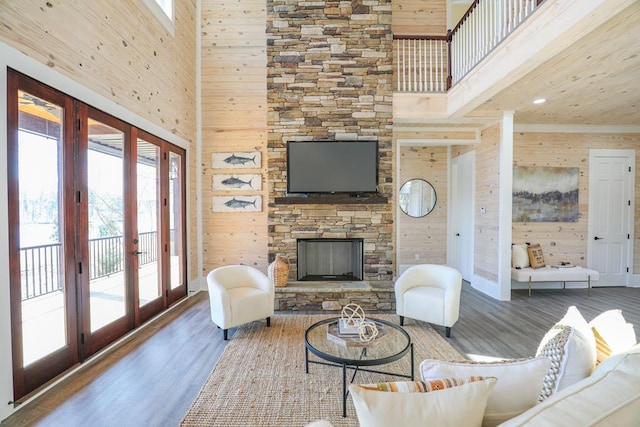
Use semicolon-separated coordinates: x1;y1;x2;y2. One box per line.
207;265;275;340
395;264;462;338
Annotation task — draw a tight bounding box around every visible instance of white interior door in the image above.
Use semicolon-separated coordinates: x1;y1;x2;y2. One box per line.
451;151;474;281
588;149;634;286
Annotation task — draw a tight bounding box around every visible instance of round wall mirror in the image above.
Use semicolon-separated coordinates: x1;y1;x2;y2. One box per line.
399;179;437;217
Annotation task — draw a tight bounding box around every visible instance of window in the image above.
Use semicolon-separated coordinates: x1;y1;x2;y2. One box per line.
142;0;174;35
154;0;173;21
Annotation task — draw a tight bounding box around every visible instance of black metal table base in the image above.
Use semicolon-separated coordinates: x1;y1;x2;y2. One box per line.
305;343;415;417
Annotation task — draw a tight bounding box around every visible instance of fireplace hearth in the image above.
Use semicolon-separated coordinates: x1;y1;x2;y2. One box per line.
296;238;364;281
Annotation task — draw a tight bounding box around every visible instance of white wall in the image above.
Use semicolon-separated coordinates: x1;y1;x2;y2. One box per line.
0;41;190;422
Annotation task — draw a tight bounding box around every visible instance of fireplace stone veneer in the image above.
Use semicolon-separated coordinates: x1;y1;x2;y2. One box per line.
266;0;394;292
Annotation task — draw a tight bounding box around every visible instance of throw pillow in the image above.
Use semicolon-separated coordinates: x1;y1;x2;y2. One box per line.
304;421;335;427
511;244;530;268
527;243;545;268
419;357;551;427
349;377;496;427
589;309;637;364
535;306;596;402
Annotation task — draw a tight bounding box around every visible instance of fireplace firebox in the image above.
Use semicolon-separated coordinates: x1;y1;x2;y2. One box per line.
296;238;364;281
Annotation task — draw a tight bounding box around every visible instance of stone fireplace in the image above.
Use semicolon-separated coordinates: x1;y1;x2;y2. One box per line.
267;0;393;309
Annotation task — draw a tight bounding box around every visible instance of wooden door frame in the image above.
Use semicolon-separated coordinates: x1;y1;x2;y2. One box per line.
7;70;80;401
7;70;188;401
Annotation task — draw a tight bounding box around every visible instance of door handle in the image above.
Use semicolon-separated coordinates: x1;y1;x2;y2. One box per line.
133;250;146;255
594;236;604;240
455;233;460;236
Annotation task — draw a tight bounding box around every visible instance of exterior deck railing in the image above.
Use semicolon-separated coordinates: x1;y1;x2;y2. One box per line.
394;0;544;93
20;231;158;301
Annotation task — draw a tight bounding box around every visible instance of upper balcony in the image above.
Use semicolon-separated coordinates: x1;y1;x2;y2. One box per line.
393;0;640;131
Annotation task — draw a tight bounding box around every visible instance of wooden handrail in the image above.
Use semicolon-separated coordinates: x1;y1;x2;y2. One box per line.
393;34;448;41
451;0;481;36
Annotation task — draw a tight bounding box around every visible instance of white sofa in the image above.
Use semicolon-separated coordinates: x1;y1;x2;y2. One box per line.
500;344;640;426
307;307;639;427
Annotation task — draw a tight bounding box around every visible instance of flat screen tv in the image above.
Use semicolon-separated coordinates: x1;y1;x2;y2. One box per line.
287;141;378;194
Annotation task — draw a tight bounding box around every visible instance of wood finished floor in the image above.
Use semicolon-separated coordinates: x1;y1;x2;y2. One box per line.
2;284;639;426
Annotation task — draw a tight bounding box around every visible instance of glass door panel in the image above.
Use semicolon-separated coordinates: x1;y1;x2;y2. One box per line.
87;121;126;332
168;151;185;292
136;138;161;306
17;91;67;366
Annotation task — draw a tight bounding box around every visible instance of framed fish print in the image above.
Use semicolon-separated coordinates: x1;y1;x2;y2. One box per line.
212;196;262;213
212;151;261;169
213;173;262;191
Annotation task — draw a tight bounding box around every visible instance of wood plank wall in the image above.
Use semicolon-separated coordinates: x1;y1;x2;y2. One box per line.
392;0;447;35
0;1;198;277
398;146;448;267
513;132;640;270
200;0;268;273
473;124;501;282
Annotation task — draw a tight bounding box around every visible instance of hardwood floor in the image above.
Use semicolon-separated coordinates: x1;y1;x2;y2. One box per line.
2;284;639;426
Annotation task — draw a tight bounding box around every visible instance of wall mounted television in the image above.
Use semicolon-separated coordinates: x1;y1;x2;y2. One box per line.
286;141;378;194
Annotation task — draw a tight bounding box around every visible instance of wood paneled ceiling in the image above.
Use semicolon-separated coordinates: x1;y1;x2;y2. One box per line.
466;1;640;126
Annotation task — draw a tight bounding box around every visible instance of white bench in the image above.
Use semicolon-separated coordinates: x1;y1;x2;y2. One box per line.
511;266;599;297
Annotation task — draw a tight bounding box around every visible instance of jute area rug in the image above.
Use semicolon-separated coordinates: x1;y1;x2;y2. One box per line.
181;314;464;427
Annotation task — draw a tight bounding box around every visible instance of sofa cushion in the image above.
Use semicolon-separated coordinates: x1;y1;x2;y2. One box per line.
499;345;640;426
420;357;551;427
535;306;596;401
588;309;637;363
349;377;496;427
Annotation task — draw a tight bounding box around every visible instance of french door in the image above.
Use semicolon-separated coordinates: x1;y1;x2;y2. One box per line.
7;70;187;401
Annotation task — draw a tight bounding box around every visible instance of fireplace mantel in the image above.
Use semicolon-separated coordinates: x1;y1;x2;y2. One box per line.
274;195;388;205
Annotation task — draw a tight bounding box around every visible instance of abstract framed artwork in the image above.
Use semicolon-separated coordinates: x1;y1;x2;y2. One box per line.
513;166;579;222
212;196;262;213
212;173;262;191
212;151;261;169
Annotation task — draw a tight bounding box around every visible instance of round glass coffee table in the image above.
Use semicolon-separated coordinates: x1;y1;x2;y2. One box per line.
304;317;414;417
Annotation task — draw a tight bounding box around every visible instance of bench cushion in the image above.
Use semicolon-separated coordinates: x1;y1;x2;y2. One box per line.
512;266;599;283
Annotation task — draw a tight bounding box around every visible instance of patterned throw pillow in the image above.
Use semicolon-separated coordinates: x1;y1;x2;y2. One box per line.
527;243;545;268
535;306;596;402
358;377;486;393
536;325;572;402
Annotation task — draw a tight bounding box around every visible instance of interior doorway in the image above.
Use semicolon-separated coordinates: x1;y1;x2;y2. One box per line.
588;149;635;286
450;150;475;282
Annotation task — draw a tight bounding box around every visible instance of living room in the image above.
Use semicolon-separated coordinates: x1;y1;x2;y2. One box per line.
1;0;640;424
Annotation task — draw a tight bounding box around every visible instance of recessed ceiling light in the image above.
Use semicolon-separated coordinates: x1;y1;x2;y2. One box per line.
533;98;546;105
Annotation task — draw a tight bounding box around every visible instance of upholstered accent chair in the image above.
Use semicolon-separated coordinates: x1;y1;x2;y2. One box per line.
207;265;275;340
395;264;462;338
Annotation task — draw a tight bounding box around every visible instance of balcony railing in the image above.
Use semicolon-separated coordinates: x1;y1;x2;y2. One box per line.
395;35;450;93
394;0;544;93
20;231;158;301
